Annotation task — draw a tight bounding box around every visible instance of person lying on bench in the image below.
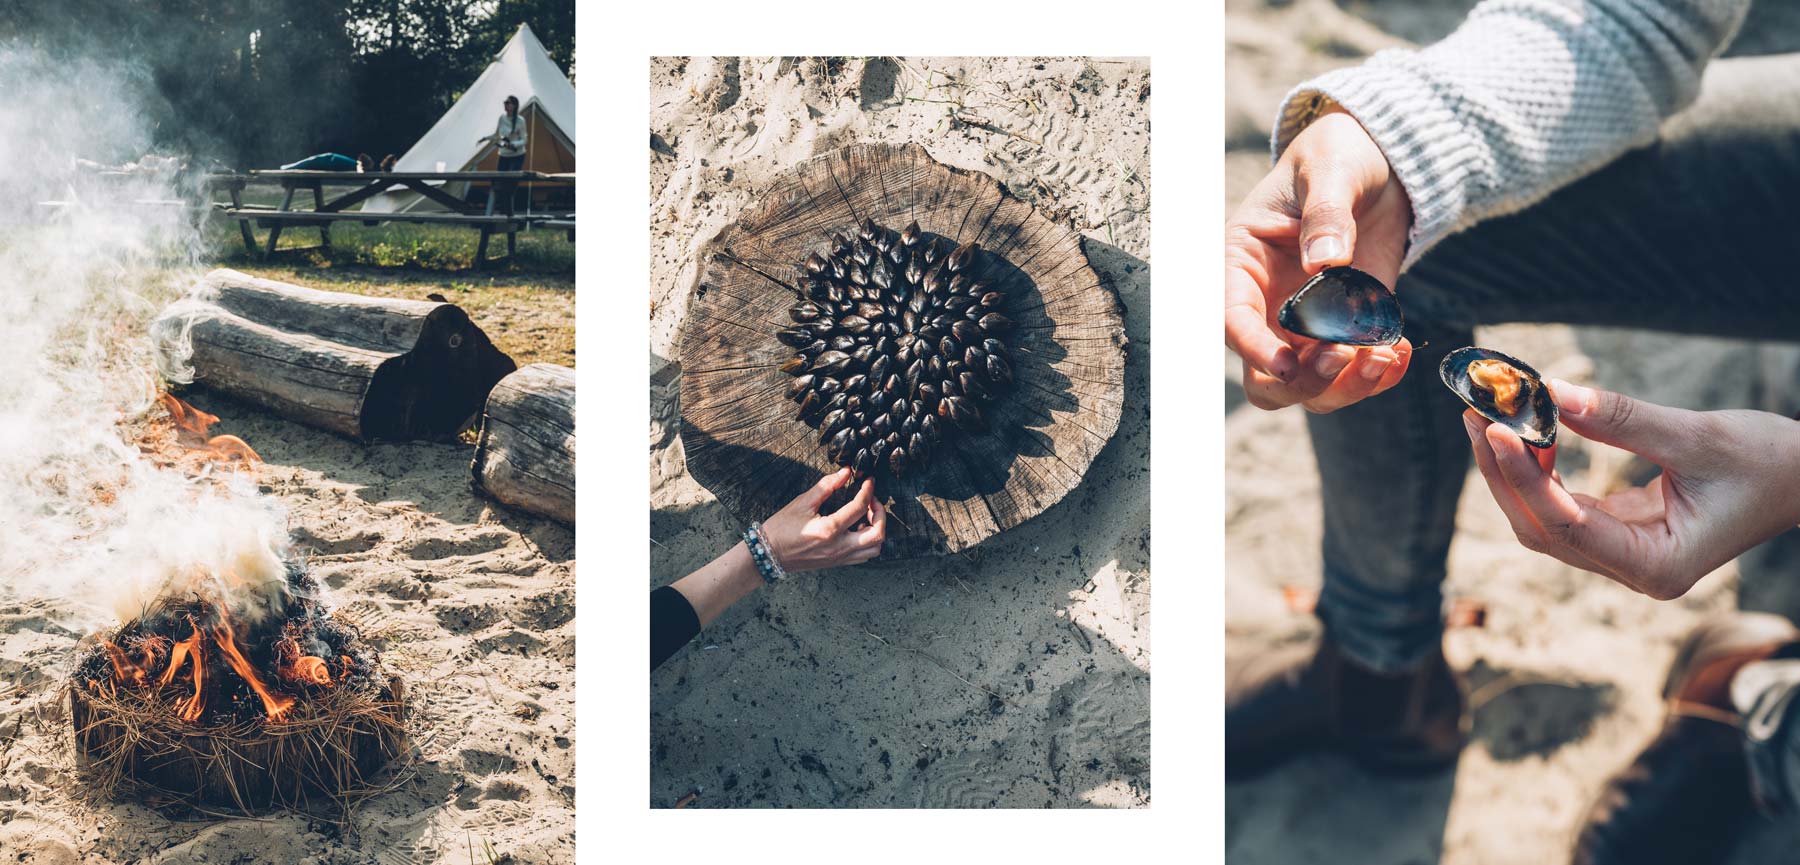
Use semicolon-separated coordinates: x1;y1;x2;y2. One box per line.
279;152;376;172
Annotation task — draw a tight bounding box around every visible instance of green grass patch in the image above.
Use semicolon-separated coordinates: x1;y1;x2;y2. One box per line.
197;189;574;369
205;217;575;274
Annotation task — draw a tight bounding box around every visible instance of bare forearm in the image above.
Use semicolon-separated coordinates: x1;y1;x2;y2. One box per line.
668;541;762;628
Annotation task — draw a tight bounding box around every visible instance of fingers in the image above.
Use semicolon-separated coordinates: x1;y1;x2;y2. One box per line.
1485;422;1585;538
1240;340;1345;408
1295;159;1359;273
1240;339;1407;414
1365;339;1413;398
1299;343;1406;413
1480;419;1696;599
1242;362;1341;411
1225;298;1298;382
850;500;887;560
1484;421;1661;583
1464;413;1609;574
1464;414;1556;546
796;467;852;512
827;478;876;531
1550;379;1707;467
1223;239;1299;382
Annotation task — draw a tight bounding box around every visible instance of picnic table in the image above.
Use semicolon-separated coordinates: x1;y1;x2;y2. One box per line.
36;166;227;225
215;170;575;268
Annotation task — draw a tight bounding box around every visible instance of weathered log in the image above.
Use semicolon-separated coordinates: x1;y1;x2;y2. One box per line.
154;269;516;441
680;143;1127;558
472;363;575;524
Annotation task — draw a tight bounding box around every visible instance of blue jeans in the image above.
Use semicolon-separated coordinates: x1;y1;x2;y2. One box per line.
1311;54;1800;671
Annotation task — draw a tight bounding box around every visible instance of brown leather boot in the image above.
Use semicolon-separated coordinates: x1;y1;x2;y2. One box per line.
1571;612;1800;865
1226;633;1467;779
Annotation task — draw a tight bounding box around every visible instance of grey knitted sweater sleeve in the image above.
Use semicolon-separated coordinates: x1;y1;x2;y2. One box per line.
1272;0;1752;270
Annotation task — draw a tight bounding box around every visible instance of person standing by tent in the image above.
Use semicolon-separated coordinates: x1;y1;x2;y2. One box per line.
483;95;528;213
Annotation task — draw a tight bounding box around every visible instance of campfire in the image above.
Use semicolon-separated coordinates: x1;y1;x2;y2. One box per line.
67;395;407;812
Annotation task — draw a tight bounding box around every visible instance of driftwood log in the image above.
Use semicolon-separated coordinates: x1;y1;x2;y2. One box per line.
472;363;575;524
155;269;516;441
679;143;1127;557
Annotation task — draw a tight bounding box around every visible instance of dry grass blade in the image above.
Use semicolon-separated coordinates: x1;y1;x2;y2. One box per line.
66;673;411;822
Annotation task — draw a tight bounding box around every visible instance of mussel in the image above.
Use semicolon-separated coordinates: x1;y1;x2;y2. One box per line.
1439;347;1558;448
775;218;1016;482
947;242;979;273
776;328;815;347
1276;265;1403;346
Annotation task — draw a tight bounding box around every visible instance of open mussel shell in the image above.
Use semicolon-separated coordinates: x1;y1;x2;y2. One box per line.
1276;265;1403;347
1439;347;1558;448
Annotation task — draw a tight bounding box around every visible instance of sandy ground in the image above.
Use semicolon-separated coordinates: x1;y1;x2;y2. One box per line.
0;359;575;860
1226;1;1800;862
649;57;1151;807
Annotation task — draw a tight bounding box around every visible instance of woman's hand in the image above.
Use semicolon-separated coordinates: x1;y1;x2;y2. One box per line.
664;469;886;630
1465;380;1800;600
761;468;887;571
1225;107;1416;413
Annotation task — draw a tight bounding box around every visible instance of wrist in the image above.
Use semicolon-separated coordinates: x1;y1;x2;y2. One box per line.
671;541;767;629
723;541;767;595
741;522;789;584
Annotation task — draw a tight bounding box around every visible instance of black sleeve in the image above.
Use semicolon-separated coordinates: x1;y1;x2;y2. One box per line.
651;585;702;670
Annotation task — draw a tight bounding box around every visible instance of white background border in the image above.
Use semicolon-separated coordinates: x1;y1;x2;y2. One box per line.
581;3;1224;859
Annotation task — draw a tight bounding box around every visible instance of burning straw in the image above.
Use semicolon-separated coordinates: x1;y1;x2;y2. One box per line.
68;563;409;813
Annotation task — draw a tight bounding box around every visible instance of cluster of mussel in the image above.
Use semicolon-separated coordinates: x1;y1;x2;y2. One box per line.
1279;265;1557;447
776;218;1016;481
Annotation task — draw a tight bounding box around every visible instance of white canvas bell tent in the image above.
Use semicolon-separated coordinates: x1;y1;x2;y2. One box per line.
363;23;574;213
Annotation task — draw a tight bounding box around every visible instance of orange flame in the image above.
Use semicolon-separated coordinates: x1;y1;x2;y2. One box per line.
96;600;326;724
157;393;261;467
211;612;295;721
156;617;208;722
275;624;335;687
99;636;165;690
201;434;260;464
159;393;219;438
290;656;332;686
100;641;147;689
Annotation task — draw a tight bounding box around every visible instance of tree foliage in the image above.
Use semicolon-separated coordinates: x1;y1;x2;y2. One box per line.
0;0;574;168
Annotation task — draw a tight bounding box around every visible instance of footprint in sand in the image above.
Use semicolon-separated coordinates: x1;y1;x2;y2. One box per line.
432;602;506;633
507;587;575;630
404;531;513;561
289;524;385;556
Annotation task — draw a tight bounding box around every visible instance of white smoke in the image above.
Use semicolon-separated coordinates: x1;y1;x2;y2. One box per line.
0;45;291;629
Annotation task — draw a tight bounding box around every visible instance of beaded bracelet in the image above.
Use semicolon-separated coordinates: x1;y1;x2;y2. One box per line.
742;522;787;585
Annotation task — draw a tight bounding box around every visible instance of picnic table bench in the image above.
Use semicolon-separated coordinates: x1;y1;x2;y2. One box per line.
215;170;575;268
539;215;576;241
